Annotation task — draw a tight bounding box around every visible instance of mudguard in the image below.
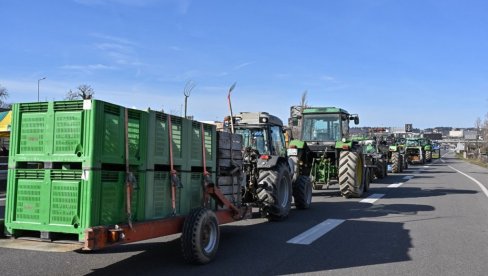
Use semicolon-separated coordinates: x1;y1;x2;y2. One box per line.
256;156;285;169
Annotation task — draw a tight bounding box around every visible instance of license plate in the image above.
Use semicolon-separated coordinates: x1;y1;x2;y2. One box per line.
287;148;298;156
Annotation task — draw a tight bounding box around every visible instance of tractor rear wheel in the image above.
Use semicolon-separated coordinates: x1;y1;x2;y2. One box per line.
338;151;365;198
181;208;220;264
363;167;371;192
293;175;312;209
257;162;292;221
391;152;401;173
375;160;386;179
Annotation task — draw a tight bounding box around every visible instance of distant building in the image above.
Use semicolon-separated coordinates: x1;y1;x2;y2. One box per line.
464;130;478;140
449;130;464;138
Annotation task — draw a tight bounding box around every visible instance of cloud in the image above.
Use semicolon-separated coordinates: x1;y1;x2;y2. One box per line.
90;33;143;67
320;75;336;82
233;61;255;71
74;0;191;14
74;0;159;7
169;46;183;51
60;64;118;74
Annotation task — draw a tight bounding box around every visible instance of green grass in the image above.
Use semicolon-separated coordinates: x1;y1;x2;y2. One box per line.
455;153;488;169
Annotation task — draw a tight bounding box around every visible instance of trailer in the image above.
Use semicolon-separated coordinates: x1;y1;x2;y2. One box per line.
3;99;251;264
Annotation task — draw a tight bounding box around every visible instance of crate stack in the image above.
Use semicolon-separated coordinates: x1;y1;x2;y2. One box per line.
5;100;148;241
144;110;217;220
216;131;244;208
5;99;220;241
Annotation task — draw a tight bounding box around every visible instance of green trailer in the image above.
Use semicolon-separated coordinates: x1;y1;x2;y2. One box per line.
3;99;248;264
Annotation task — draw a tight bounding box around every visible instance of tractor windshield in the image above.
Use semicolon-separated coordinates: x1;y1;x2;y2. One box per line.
301;114;341;142
406;139;420;147
235;128;269;154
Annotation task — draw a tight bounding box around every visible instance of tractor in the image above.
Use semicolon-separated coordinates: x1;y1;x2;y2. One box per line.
405;138;425;164
225;112;312;221
419;137;433;162
387;136;408;173
287;106;369;198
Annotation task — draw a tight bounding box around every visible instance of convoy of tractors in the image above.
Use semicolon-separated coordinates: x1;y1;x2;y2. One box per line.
1;96;441;264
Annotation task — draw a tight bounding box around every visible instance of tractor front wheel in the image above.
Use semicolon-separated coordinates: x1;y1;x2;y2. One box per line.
339;151;365;198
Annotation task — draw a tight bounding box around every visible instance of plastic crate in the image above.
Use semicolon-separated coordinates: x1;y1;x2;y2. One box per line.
144;171;216;220
8;100;147;170
146;111;188;170
4;168;145;241
187;121;217;170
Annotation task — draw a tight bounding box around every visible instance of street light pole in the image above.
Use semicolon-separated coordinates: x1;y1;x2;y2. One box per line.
37;77;46;102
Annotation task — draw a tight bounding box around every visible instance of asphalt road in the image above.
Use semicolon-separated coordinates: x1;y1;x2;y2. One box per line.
1;151;488;275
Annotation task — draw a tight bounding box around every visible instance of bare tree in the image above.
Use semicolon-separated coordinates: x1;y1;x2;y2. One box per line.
0;84;9;108
65;84;95;100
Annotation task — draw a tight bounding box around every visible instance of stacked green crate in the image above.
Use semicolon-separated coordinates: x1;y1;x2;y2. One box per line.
4;168;145;240
144;110;217;220
187;120;217;170
5;100;147;241
9;100;147;169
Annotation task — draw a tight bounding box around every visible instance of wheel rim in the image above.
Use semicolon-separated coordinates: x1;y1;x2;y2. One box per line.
201;218;218;254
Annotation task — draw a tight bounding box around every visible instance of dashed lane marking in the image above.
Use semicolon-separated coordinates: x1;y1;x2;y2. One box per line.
287;219;345;245
403;175;414;180
360;193;385;203
388;183;403;188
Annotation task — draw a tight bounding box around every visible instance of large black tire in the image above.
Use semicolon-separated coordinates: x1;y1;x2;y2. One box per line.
426;151;432;162
181;208;220;265
375;160;386;179
293;175;312;209
391;152;401;173
338;151;365;198
402;154;408;169
363;168;371;192
257;162;292;221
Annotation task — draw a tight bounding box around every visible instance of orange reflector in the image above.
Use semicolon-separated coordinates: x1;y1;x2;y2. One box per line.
289;145;297;149
260;155;270;160
342;145;349;150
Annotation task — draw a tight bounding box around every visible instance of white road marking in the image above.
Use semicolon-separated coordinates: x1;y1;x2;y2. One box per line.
360;193;385;203
423;166;429;168
448;165;488;198
0;198;5;202
287;219;345;245
403;175;414;180
388;183;403;188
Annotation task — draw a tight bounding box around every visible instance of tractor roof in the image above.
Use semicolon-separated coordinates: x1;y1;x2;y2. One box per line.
233;112;283;126
302;107;350;115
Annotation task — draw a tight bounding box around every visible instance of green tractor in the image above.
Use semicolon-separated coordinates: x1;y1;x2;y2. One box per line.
405;138;425;164
419;137;433;162
287;106;369;198
387;136;408;173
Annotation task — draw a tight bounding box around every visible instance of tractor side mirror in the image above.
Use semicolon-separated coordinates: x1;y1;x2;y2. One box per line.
353;116;359;125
